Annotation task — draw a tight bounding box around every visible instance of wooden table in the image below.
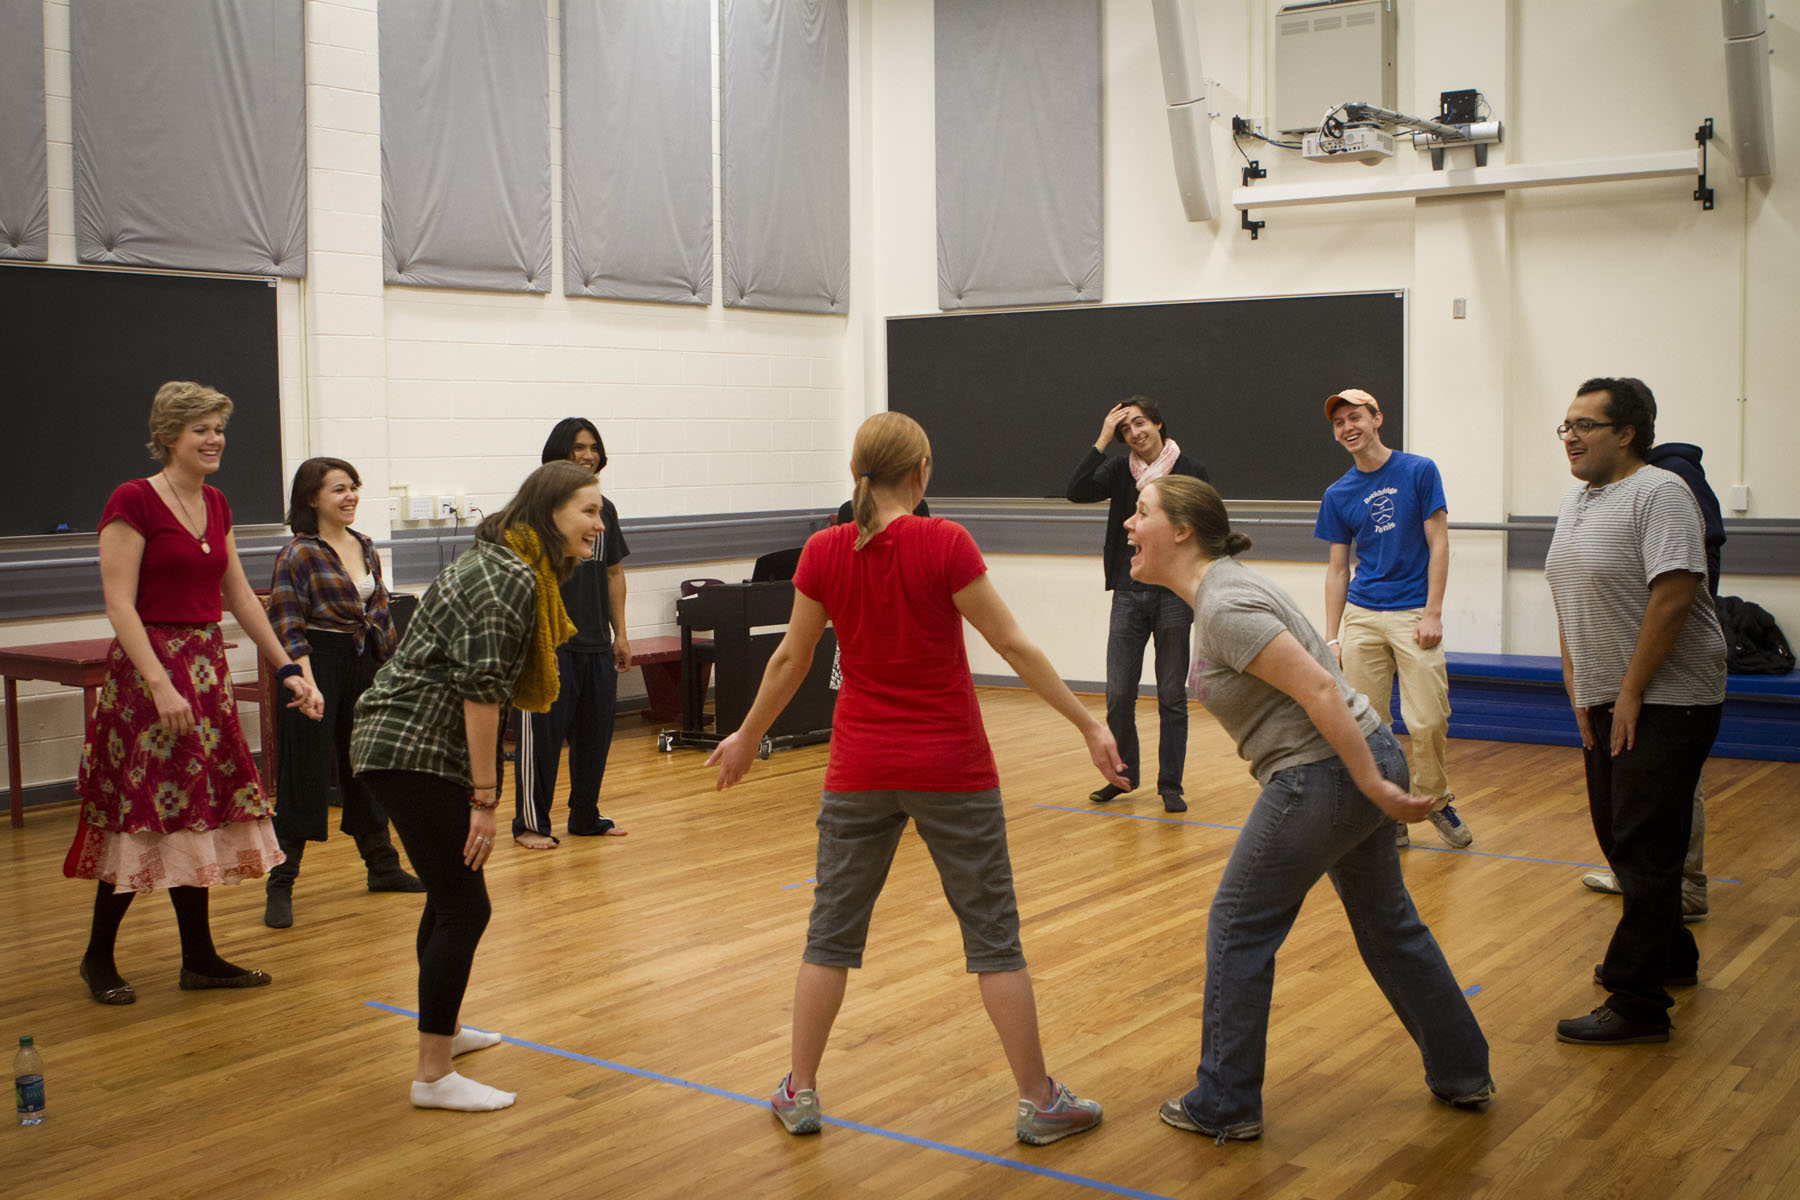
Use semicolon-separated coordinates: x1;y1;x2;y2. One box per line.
0;638;116;828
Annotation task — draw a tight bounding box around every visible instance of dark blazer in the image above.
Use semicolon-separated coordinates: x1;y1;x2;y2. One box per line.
1066;446;1210;590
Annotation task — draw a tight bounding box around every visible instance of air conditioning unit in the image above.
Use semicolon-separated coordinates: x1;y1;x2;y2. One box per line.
1274;0;1396;135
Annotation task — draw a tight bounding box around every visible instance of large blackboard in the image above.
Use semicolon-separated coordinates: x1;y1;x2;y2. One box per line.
0;263;282;537
887;292;1405;502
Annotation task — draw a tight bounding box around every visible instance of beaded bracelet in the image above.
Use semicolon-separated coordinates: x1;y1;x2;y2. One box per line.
469;785;500;811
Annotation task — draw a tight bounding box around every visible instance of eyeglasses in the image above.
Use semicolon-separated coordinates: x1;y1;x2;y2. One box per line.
1556;419;1618;438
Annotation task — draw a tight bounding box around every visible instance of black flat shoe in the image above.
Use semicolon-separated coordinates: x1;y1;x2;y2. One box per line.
1089;784;1134;803
1555;1005;1670;1045
179;967;273;991
80;959;136;1005
366;867;427;893
1161;793;1188;813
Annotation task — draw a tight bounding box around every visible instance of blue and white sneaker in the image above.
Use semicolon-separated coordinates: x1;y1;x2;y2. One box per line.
1427;798;1472;849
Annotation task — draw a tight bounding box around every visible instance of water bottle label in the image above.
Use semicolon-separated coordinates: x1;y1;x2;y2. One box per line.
15;1074;44;1113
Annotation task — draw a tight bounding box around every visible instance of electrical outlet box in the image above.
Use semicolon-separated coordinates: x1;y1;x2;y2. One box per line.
1729;484;1750;512
406;495;435;521
437;495;458;518
453;494;469;519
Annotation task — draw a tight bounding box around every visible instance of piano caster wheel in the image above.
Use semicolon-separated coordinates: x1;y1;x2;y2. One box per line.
758;737;773;760
657;731;674;752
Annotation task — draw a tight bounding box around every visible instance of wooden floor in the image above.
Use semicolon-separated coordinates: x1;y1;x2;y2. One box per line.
4;689;1799;1199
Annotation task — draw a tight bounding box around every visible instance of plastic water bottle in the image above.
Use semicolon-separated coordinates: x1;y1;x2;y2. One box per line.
14;1035;45;1125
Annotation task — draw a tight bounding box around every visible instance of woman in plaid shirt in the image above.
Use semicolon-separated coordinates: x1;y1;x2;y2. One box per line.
350;461;603;1112
263;457;423;930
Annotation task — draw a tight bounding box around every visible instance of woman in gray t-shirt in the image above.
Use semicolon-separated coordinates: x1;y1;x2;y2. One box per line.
1125;476;1492;1142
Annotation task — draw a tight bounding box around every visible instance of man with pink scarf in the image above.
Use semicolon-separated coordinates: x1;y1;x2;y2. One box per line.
1066;397;1210;812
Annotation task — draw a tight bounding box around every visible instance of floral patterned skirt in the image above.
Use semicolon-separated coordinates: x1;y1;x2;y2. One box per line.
63;624;283;893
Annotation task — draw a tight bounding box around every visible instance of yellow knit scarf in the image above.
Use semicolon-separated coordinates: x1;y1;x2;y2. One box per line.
502;526;578;713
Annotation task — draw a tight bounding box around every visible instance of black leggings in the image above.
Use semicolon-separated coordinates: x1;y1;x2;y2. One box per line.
359;771;491;1036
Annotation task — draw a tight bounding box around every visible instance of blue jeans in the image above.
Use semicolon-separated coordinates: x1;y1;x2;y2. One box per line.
1105;587;1191;797
1179;727;1490;1130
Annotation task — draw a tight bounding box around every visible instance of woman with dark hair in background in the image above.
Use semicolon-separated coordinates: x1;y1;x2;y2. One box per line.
711;411;1123;1147
262;457;422;929
351;460;601;1111
67;381;323;1005
513;417;631;849
1125;475;1489;1141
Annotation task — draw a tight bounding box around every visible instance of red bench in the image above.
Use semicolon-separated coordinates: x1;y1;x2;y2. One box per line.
629;635;710;722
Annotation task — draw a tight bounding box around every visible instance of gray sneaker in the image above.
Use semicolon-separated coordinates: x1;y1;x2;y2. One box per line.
770;1074;821;1135
1581;870;1622;894
1427;799;1473;849
1157;1097;1261;1143
1015;1080;1102;1145
1395;821;1411;848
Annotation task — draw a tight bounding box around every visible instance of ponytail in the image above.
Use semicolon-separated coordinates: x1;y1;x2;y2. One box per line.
848;413;931;551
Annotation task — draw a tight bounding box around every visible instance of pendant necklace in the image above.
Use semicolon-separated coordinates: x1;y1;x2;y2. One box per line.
161;472;211;554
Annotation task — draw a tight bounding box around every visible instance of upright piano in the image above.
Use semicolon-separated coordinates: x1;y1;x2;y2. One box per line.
662;581;836;756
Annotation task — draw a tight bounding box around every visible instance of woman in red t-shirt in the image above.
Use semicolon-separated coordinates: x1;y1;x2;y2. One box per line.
710;412;1126;1147
66;381;322;1006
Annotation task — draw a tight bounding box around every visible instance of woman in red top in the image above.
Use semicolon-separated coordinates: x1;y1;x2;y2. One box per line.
711;412;1126;1147
66;381;322;1005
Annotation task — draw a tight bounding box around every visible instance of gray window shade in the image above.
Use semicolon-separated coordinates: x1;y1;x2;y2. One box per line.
563;0;711;304
720;0;849;314
0;0;47;261
935;0;1102;310
380;0;551;293
70;0;306;276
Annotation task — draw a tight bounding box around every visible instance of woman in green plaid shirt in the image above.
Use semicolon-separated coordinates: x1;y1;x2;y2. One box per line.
351;461;603;1112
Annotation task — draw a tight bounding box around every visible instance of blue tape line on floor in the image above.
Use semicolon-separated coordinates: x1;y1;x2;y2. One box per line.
366;1002;1175;1200
1035;804;1742;882
779;877;817;890
1464;985;1482;997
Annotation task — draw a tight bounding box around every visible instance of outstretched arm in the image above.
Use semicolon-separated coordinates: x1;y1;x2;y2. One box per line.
1244;630;1432;822
707;592;828;789
223;533;322;719
952;574;1127;787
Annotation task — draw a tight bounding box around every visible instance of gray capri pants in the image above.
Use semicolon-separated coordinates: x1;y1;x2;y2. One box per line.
805;788;1026;973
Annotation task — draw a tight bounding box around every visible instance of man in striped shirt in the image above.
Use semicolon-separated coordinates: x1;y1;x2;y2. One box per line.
1544;377;1726;1047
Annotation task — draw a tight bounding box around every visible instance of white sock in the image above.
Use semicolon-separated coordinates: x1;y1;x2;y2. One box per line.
410;1071;516;1112
451;1026;503;1057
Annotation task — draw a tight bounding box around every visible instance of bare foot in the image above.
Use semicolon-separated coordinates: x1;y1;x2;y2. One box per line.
514;833;557;851
603;825;628;837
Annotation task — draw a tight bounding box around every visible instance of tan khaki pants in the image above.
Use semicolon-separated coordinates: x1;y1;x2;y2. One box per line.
1339;603;1452;801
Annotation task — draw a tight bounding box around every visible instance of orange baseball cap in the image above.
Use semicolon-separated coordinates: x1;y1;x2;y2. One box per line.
1325;388;1381;419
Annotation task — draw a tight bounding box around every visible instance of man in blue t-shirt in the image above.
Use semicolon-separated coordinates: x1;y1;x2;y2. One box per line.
1314;388;1472;849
